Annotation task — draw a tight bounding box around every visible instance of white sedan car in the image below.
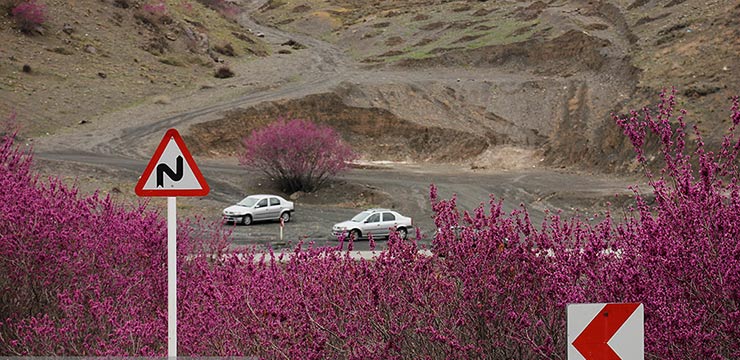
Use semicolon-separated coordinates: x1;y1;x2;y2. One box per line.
332;208;412;240
223;194;294;225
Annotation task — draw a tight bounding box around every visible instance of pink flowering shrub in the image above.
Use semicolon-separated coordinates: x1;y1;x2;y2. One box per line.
0;117;229;355
137;1;170;26
239;118;356;193
195;0;241;21
611;90;740;359
10;0;46;33
1;90;739;358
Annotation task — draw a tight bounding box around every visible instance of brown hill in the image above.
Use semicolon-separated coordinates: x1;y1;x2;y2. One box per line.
1;0;738;173
0;0;267;136
254;0;740;171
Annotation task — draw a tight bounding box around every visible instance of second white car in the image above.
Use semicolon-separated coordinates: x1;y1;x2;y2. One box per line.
332;208;412;240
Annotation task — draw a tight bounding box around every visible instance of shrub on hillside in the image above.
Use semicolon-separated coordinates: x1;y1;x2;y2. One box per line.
195;0;241;21
10;0;45;33
135;1;171;27
213;64;234;78
238;118;356;193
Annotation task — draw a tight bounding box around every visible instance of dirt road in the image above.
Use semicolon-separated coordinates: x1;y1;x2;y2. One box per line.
35;150;640;251
31;1;644;251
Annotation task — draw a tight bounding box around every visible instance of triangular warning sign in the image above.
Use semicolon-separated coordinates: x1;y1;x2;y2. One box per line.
135;128;210;197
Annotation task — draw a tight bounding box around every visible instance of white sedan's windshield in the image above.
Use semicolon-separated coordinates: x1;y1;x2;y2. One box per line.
238;197;259;207
351;211;371;222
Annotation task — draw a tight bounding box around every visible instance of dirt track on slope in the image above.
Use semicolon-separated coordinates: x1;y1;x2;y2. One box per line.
29;0;646;250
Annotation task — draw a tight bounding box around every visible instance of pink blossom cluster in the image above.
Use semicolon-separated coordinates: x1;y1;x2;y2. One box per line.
1;91;739;358
142;1;167;16
239;118;356;193
10;0;46;32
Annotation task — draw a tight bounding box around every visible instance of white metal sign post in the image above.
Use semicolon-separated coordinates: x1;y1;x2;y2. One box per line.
167;196;177;356
135;129;209;357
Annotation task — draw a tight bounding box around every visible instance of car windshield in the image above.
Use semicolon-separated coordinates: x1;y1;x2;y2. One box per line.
351;211;372;222
237;196;260;207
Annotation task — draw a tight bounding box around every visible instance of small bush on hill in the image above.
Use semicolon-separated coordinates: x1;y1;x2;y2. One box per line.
195;0;241;21
238;118;356;193
10;0;45;33
213;65;234;78
213;42;235;56
136;1;171;27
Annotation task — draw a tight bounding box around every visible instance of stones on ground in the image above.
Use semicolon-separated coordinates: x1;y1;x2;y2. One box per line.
153;95;171;104
281;39;306;50
62;23;74;34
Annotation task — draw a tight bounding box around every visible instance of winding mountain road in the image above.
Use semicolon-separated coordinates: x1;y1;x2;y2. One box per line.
32;1;642;250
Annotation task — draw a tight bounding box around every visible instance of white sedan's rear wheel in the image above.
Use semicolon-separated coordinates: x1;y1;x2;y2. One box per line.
397;227;408;240
281;212;291;223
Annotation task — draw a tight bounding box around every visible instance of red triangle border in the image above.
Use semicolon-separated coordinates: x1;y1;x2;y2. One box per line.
134;128;210;197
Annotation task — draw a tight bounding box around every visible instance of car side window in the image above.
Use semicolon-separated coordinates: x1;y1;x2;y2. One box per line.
270;198;280;206
256;199;267;208
382;213;396;222
367;214;380;223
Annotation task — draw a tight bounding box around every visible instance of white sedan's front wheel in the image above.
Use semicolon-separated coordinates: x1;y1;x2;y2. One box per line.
242;215;252;226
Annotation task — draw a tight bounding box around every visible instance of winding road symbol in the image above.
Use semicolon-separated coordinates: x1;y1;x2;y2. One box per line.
157;155;184;188
135;128;209;197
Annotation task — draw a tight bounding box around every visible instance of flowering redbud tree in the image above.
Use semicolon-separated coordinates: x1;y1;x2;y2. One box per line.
238;118;356;193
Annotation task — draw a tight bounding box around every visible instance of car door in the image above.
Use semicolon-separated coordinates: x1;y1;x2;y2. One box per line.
253;198;269;220
380;212;397;237
267;197;282;220
363;213;382;237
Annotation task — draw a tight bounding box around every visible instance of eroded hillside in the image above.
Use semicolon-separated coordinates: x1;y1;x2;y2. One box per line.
249;0;739;171
2;0;738;173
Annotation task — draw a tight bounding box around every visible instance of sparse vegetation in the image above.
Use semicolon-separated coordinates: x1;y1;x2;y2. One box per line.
10;0;46;33
137;1;172;26
195;0;241;21
213;42;235;56
213;64;234;78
